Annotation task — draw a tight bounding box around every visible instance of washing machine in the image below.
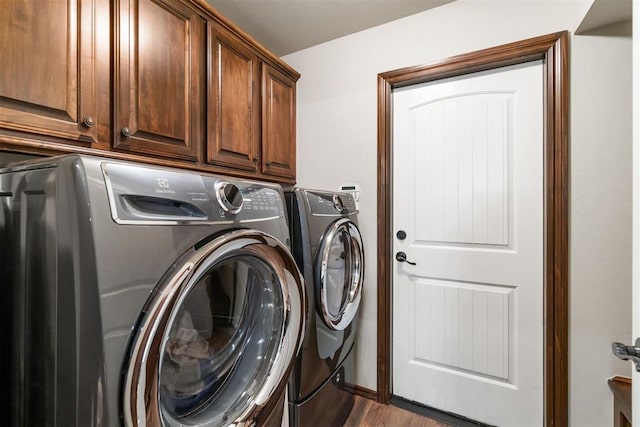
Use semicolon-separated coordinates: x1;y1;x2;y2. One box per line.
0;154;305;427
285;188;364;426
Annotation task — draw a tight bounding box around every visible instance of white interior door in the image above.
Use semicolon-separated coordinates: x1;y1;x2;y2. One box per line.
392;61;544;426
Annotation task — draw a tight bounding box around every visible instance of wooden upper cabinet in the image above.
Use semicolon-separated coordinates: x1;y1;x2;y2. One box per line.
207;24;260;172
0;0;102;144
0;0;298;183
114;0;205;161
262;65;296;180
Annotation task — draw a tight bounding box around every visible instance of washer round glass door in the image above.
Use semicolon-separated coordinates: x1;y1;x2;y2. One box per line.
315;218;364;331
123;230;305;427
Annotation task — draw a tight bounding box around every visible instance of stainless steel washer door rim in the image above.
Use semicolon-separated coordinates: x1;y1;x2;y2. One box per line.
122;229;305;427
316;218;364;331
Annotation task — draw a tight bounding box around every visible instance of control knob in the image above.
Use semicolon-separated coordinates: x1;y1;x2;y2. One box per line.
332;194;344;212
215;182;243;214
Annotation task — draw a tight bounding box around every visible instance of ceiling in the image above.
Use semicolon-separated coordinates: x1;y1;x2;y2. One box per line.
205;0;454;56
575;0;631;33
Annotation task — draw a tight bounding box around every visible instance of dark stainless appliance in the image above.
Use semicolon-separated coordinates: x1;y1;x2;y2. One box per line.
0;154;305;426
285;188;364;426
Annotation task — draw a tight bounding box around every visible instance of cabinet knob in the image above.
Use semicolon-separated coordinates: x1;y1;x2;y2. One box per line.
82;116;96;128
265;161;272;166
252;156;259;162
121;127;131;137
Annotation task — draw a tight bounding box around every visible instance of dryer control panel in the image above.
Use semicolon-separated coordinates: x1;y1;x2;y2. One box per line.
102;162;284;224
305;190;358;216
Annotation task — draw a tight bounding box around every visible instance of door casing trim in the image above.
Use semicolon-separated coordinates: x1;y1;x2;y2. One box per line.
376;31;569;427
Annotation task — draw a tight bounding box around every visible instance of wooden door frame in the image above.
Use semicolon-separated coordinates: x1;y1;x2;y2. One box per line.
377;31;569;426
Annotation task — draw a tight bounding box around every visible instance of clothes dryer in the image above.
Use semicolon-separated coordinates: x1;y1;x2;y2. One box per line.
0;154;305;427
285;188;364;426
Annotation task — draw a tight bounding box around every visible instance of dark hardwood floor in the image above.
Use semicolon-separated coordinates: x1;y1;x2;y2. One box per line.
343;396;450;427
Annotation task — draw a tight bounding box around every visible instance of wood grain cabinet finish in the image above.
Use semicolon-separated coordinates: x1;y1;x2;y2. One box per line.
0;0;299;183
207;25;260;172
0;0;105;145
262;65;296;180
114;0;206;161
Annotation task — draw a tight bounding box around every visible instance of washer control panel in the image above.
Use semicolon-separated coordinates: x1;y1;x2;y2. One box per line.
102;162;284;224
207;179;283;221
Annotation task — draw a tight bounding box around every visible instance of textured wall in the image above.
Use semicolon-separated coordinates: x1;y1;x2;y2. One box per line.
284;1;632;425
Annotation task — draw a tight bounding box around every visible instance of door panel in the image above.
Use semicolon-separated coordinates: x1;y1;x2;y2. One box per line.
412;93;510;246
0;0;99;143
207;25;260;172
392;61;543;426
412;278;513;381
114;0;205;160
262;65;296;179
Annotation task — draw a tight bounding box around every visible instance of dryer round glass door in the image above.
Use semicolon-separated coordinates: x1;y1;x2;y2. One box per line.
316;218;364;331
122;230;305;427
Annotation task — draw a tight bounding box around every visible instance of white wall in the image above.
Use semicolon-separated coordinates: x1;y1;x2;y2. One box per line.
570;21;633;426
283;1;632;426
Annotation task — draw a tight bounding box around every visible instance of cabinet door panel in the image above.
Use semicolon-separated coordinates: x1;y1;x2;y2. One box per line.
115;0;205;161
0;0;99;143
207;26;260;172
262;65;296;179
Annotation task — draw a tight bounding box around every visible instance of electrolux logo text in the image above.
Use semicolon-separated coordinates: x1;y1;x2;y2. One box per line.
156;177;176;194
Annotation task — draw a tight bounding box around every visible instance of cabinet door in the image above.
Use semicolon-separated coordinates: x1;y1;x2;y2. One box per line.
0;0;101;144
115;0;205;161
262;65;296;180
207;25;260;172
